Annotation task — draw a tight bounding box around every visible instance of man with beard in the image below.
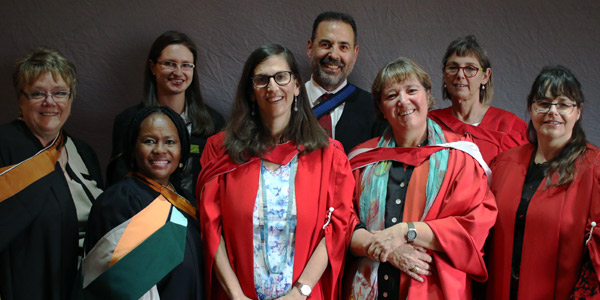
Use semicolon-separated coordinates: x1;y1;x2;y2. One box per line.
306;11;386;153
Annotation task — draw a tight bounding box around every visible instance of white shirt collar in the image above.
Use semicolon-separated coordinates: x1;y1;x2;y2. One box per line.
305;76;348;107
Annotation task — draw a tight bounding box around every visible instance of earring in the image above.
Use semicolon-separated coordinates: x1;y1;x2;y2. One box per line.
294;96;298;112
443;84;447;88
481;85;486;90
179;162;184;169
251;102;255;116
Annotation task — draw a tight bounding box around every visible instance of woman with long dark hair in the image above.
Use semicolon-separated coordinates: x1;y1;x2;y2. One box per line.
107;30;224;198
486;65;600;299
197;43;355;300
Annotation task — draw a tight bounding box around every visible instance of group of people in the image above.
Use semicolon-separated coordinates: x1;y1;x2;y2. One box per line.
0;10;598;300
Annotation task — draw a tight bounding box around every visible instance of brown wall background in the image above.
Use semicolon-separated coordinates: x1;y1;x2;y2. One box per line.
1;0;599;177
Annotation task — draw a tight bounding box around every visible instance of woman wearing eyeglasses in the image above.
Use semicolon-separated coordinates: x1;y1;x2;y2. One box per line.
429;35;528;163
107;30;224;198
0;47;103;299
485;65;600;299
197;43;355;300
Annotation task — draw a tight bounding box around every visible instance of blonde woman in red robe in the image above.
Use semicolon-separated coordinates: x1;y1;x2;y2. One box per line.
429;35;528;164
196;44;355;300
344;57;497;299
486;65;600;299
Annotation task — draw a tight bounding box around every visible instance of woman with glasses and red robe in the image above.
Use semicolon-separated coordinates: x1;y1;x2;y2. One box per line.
429;35;528;164
196;44;355;300
485;65;600;299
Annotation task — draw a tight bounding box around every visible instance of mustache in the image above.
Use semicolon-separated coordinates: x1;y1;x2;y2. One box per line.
320;56;345;68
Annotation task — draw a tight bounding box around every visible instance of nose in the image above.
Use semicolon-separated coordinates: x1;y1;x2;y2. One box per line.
266;77;278;91
153;142;167;153
41;94;58;106
328;45;341;60
547;103;560;114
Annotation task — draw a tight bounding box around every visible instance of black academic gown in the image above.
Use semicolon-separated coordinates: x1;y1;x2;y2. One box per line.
106;103;225;198
0;119;103;300
329;86;387;153
84;176;204;299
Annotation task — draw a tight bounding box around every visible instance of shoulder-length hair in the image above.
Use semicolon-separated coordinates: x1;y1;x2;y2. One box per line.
125;106;190;178
224;43;328;164
371;57;436;121
526;65;588;186
441;35;494;105
13;47;77;100
143;30;215;135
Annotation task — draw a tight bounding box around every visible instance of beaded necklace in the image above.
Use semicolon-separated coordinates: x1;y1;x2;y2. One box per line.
259;155;298;274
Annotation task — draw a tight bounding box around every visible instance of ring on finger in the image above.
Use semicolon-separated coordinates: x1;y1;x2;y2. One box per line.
411;266;418;273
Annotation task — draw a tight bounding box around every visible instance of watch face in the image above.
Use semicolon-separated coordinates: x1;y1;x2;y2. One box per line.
301;285;311;296
407;230;417;241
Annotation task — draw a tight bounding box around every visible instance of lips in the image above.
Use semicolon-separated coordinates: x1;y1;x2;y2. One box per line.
149;159;171;169
169;78;185;85
320;57;344;73
398;109;416;117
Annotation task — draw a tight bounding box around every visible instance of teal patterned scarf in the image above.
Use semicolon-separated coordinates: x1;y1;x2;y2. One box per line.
350;118;449;299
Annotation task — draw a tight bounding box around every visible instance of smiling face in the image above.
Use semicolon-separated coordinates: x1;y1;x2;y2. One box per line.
530;92;581;146
134;113;181;186
443;54;490;104
252;54;300;128
379;77;430;138
19;71;72;146
150;44;194;97
307;20;358;91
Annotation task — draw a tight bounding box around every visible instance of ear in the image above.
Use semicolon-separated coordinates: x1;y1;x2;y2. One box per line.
576;104;582;121
481;67;491;85
306;39;313;59
353;44;359;63
294;79;300;97
149;60;157;75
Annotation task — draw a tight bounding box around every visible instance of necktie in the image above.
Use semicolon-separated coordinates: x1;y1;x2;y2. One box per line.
317;93;332;137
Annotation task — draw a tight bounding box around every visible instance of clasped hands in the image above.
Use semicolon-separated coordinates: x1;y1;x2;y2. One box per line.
364;224;433;282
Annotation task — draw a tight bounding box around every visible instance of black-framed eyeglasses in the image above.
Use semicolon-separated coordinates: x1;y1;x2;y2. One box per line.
533;99;579;115
444;65;484;78
22;90;71;103
252;71;294;88
157;61;195;71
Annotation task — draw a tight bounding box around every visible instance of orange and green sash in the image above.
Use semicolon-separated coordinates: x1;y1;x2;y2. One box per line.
82;192;188;299
0;132;65;202
131;172;197;220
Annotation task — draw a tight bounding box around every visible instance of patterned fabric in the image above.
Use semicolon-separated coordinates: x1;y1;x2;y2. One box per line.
350;118;449;300
253;157;297;299
570;252;600;299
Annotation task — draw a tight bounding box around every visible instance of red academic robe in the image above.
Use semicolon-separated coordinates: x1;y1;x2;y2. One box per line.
196;132;356;300
428;106;528;164
486;143;600;300
347;132;497;299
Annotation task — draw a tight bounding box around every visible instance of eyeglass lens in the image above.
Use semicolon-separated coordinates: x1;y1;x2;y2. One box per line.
534;100;577;115
253;71;292;88
445;66;480;78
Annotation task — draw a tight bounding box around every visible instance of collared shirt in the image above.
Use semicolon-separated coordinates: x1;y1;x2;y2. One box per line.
305;77;348;139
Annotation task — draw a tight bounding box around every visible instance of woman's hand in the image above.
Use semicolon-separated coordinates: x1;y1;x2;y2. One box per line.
365;223;407;262
388;244;433;282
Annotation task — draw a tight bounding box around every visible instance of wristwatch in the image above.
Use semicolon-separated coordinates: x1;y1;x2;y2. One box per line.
407;222;417;243
294;281;312;296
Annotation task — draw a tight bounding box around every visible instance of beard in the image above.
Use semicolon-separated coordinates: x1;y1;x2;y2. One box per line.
310;56;353;91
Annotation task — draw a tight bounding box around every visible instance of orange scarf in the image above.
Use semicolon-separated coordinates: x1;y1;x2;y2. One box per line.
130;172;197;220
0;132;65;202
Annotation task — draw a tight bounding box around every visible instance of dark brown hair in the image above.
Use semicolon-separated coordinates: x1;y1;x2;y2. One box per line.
224;43;328;164
526;65;588;186
143;30;215;135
